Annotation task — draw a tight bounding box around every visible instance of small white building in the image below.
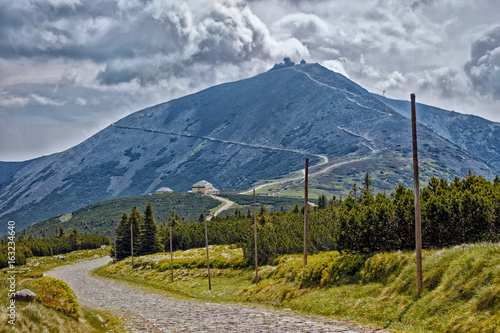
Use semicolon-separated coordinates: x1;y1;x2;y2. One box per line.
155;187;173;194
192;180;220;195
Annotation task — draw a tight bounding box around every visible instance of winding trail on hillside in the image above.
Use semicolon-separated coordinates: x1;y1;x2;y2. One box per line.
111;124;326;160
238;154;374;195
207;195;234;220
46;257;388;332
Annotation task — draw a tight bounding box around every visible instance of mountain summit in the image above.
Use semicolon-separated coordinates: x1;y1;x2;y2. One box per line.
1;62;499;231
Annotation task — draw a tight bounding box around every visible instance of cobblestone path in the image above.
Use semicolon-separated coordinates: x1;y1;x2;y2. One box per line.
47;257;389;332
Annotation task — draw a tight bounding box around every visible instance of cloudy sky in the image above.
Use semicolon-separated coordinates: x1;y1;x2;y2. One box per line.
1;0;500;161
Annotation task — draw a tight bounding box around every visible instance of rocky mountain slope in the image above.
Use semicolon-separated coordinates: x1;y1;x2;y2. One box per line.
1;62;499;232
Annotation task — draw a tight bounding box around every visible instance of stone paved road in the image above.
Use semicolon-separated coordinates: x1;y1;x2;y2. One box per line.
46;257;390;332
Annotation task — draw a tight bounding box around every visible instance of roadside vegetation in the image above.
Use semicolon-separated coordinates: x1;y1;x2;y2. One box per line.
111;173;500;267
0;246;123;332
0;230;109;269
100;172;500;332
97;242;500;332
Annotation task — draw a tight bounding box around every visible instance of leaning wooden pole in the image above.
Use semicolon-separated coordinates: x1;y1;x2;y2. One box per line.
303;158;309;268
114;228;117;263
253;189;259;284
130;222;134;268
169;224;174;282
204;217;212;290
411;93;423;295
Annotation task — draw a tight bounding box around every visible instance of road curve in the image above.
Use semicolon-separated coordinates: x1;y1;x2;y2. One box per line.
46;258;388;332
207;195;234;220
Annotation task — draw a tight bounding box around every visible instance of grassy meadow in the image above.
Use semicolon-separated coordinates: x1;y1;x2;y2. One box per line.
97;243;500;332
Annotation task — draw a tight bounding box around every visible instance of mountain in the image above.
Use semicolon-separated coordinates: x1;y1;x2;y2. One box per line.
1;62;499;232
373;95;500;171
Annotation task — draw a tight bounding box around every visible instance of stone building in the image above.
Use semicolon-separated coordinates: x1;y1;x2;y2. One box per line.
191;180;220;195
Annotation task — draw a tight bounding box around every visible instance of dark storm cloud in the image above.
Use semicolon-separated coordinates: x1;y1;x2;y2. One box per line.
464;25;500;99
93;0;306;86
1;0;306;87
0;0;157;61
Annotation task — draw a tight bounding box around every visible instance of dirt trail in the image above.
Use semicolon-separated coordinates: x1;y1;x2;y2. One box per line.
46;257;388;332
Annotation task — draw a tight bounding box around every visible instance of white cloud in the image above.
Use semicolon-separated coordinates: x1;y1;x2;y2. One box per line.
321;59;348;78
0;92;65;107
464;25;500;99
75;97;87;105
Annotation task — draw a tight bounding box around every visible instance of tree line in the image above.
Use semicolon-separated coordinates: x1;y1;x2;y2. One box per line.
113;173;500;266
0;229;109;268
112;203;164;260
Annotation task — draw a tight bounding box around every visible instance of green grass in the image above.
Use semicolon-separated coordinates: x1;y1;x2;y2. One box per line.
97;243;500;332
22;277;80;319
0;246;124;333
97;245;253;303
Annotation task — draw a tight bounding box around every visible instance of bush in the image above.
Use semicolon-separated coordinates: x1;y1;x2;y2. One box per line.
23;277;80;319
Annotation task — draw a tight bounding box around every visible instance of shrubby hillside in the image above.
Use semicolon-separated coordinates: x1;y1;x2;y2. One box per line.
157;174;500;265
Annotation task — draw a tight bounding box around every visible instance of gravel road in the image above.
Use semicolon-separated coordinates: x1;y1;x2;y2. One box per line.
46;257;389;332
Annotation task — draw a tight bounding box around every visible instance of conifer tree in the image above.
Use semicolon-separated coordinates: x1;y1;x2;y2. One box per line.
316;194;327;209
259;204;268;225
198;212;205;223
350;183;358;201
129;205;143;251
114;212;131;260
362;172;373;195
138;203;164;255
69;228;79;251
168;209;180;228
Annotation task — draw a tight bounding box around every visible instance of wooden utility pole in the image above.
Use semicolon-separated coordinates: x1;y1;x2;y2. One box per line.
130;222;134;268
411;93;423;295
303;158;309;268
169;224;174;282
204;217;212;290
114;228;117;263
253;189;258;284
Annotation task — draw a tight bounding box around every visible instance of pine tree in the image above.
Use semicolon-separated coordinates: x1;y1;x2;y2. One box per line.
114;212;131;260
259;205;268;225
168;209;180;228
316;194;327;209
198;212;205;223
138;203;164;255
69;228;79;251
350;183;358;202
362;172;373;195
129;205;143;251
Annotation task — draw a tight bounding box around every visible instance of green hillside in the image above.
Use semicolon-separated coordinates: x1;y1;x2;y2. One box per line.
22;193;305;239
23;193;221;239
218;193;302;217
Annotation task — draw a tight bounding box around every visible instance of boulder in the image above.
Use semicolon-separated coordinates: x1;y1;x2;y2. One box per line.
12;289;37;302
